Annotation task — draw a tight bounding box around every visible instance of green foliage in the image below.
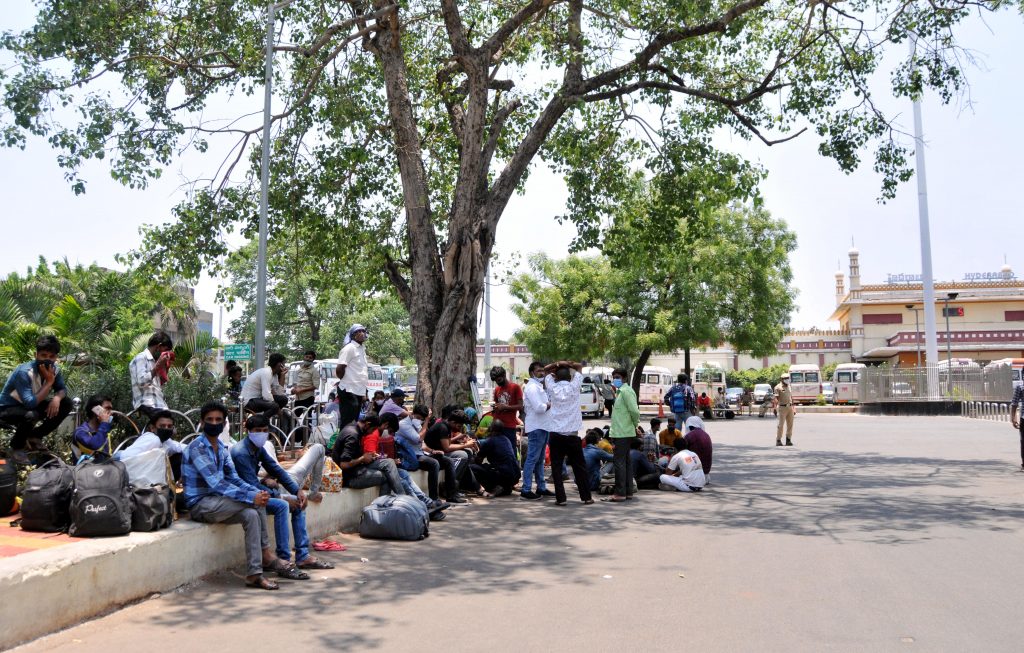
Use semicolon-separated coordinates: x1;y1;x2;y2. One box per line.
726;364;791;389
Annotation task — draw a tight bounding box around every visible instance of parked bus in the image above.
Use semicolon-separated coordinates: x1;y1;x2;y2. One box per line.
638;365;673;405
787;364;822;405
313;359;385;406
692;363;727;399
831;363;866;404
985;358;1023;391
581;366;615;385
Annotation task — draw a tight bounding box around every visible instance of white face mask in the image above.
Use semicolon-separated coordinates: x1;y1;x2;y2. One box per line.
248;431;270;449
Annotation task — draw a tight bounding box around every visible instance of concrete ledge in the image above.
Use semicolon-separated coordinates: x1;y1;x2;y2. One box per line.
0;470;430;650
797;406;859;414
860;401;963;416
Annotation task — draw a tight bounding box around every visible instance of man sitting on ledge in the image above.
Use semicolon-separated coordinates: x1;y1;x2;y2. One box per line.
182;401;291;591
330;414;406;495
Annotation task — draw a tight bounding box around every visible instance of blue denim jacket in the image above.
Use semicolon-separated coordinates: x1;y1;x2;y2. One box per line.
229;438;301;497
582;444;613;491
0;361;66;409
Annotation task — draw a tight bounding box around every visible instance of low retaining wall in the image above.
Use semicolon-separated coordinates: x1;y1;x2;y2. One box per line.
0;471;429;650
859;401;963;416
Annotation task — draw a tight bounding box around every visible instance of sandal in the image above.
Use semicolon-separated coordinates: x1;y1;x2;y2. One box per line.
600;497;627;503
313;540;346;552
277;564;311;580
297;557;335;570
245;575;279;590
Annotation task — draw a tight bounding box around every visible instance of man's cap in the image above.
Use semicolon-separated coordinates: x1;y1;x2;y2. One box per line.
390;388;407;397
781;373;791;379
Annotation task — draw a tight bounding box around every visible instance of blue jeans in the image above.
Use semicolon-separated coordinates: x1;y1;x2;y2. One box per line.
522;429;549;493
674;411;690;428
398;468;431;507
265;496;310;564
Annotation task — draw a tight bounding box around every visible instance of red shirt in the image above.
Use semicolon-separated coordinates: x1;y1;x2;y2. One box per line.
361;429;380;455
492;382;523;428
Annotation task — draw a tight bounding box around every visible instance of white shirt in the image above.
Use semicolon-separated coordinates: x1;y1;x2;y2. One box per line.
120;431;185;459
129;349;167;410
240;367;276;403
523;377;551;432
544;371;583;435
667;449;706;488
337;342;368;396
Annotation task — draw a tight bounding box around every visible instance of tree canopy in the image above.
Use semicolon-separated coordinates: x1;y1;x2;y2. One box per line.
3;0;1015;408
511;199;796;389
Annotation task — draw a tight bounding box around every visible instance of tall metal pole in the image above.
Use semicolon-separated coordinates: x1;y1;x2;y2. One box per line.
484;265;492;393
910;34;939;397
217;304;223;372
254;0;275;370
943;296;953;365
914;309;921;367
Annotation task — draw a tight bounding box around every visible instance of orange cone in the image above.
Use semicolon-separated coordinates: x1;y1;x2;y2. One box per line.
658;401;665;418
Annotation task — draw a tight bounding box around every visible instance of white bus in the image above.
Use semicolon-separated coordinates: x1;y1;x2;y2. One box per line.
638;365;673;405
692;363;727;399
581;366;615;385
314;359;385;405
787;364;822;405
831;363;866;405
985;358;1023;391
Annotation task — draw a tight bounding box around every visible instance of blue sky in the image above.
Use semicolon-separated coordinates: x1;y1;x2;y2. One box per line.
2;4;1021;341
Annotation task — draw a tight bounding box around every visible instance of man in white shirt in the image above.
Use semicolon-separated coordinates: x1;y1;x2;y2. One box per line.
543;360;592;506
659;436;706;492
119;409;185;480
521;361;554;500
240;353;289;419
335;324;369;429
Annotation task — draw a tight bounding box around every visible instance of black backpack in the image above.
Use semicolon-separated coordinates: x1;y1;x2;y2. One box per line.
131;484;174;532
69;459;133;537
0;456;18;517
20;458;74;532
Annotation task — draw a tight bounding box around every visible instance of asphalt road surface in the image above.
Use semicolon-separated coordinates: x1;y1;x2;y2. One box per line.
16;413;1024;652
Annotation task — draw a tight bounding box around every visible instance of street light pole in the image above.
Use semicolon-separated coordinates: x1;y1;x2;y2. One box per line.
905;304;921;367
943;292;958;366
254;0;276;371
909;34;940;398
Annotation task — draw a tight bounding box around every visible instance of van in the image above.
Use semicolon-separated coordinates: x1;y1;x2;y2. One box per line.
831;363;866;405
787;364;822;405
692;364;726;399
638;366;672;405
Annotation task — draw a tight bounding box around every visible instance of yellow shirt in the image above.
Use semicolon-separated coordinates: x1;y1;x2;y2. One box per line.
597;439;613;453
658;428;682;447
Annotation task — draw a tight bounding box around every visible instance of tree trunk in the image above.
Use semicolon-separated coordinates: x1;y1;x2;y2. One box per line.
684;347;692;378
630;347;652;395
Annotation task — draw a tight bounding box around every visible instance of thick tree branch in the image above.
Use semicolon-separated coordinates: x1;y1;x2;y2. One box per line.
274;4;397;56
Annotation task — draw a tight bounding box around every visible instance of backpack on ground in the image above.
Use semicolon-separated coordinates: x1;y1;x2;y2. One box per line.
20;457;74;532
0;456;19;517
358;494;429;541
69;458;133;537
131;484;174;532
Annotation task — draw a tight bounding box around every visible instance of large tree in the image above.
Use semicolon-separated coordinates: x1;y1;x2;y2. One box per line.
2;0;1013;408
511;201;796;391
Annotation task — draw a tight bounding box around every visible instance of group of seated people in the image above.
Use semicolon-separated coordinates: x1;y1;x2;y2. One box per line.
584;415;712;494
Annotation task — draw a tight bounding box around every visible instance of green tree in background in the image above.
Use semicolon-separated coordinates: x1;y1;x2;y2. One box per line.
4;0;1011;410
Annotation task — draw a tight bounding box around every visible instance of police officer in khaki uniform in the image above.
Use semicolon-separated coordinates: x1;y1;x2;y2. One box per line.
774;373;795;446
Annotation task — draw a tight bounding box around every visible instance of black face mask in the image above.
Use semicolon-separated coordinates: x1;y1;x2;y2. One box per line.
155;428;175;442
202;422;225;437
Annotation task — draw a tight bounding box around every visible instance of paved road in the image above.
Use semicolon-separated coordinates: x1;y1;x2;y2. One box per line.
17;414;1024;652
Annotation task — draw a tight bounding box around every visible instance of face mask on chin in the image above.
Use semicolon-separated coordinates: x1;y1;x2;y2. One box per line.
302;361;313;367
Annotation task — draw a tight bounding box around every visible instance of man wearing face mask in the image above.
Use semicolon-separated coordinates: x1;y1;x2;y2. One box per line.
335;324;370;429
520;361;553;500
489;366;524;460
119;409;186;481
605;367;640;503
0;335;73;464
231;415;333;575
183;402;288;590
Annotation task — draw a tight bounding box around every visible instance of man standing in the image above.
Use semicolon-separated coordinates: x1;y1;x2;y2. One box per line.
129;331;174;419
545;361;592;506
240;353;289;419
521;361;553;500
489;366;523;459
292;349;318;411
183;402;288;590
0;335;73;464
1011;382;1024;471
607;367;640;503
663;374;695;426
335;324;369;429
600;378;616;418
774;372;795;446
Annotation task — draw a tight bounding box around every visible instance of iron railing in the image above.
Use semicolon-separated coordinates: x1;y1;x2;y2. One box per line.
860;365;1013;403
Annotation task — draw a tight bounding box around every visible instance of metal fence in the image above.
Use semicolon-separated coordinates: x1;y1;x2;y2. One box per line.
860;365;1014;403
